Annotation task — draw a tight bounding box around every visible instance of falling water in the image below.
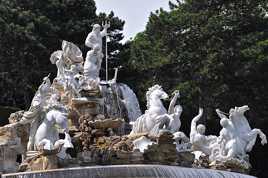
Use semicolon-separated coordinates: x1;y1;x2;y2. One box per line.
118;84;142;122
2;165;256;178
99;83;141;123
99;83;122;119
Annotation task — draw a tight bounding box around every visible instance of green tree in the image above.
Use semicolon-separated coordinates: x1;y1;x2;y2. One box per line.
120;1;268;176
0;0;124;108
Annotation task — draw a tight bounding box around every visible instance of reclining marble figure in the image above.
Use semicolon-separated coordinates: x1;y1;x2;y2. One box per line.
190;108;218;159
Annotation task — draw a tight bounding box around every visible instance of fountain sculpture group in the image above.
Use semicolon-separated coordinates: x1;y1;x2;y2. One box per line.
0;22;266;177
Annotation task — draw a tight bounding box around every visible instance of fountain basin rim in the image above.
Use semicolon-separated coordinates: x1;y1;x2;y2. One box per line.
2;164;256;178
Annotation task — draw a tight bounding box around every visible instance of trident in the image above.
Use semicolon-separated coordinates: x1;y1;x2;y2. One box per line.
102;21;111;82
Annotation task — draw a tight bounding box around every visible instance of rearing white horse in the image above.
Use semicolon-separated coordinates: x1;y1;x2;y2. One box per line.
228;105;267;152
130;85;170;137
214;105;267;161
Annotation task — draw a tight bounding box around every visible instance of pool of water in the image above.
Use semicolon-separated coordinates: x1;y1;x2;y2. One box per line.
2;165;256;178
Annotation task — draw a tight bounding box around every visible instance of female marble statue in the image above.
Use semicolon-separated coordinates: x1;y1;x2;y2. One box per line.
64;63;83;93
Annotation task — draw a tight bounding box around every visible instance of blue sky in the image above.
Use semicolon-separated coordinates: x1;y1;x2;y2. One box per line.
95;0;171;42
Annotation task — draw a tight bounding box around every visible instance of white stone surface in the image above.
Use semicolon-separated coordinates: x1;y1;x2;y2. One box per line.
173;131;191;152
133;136;155;153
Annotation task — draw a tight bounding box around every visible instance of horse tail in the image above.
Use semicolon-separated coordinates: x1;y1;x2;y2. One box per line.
130;114;146;134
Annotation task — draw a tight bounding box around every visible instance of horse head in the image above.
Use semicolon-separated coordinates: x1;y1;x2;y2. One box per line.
229;105;249;119
146;85;168;108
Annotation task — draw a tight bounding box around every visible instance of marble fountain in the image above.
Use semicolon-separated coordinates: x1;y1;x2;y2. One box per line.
0;22;266;178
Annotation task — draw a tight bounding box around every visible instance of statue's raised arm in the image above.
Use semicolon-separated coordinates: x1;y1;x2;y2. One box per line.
101;21;110;37
216;109;228;120
190;108;203;138
168;90;180;114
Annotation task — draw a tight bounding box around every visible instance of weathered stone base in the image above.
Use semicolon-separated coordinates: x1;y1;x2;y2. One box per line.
209;159;251;174
193;155;251;175
76;132;194;167
0;123;29;173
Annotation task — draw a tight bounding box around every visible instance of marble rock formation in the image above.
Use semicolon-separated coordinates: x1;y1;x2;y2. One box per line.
143;131;194;167
0;122;30;173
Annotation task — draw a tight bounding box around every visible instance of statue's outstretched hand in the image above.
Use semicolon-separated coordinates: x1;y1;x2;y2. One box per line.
172;90;180;97
192;107;203;122
198;107;203;116
216;109;227;119
102;21;110;29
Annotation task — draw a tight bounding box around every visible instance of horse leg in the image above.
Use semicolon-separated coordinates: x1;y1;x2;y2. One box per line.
245;130;258;152
255;129;267;145
148;114;169;136
246;129;266;152
155;114;170;129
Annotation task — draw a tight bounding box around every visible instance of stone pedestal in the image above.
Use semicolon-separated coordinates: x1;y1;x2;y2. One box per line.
0;126;23;173
143;131;194;167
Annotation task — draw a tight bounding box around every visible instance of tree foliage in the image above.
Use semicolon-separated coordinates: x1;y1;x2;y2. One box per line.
118;1;268;176
1;0;268;176
0;0;124;108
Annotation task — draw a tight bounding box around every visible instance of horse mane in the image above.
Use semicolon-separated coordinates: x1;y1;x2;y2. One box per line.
229;107;251;134
146;84;163;108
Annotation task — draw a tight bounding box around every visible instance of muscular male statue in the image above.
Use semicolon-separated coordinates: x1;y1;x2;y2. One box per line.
85;23;110;52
